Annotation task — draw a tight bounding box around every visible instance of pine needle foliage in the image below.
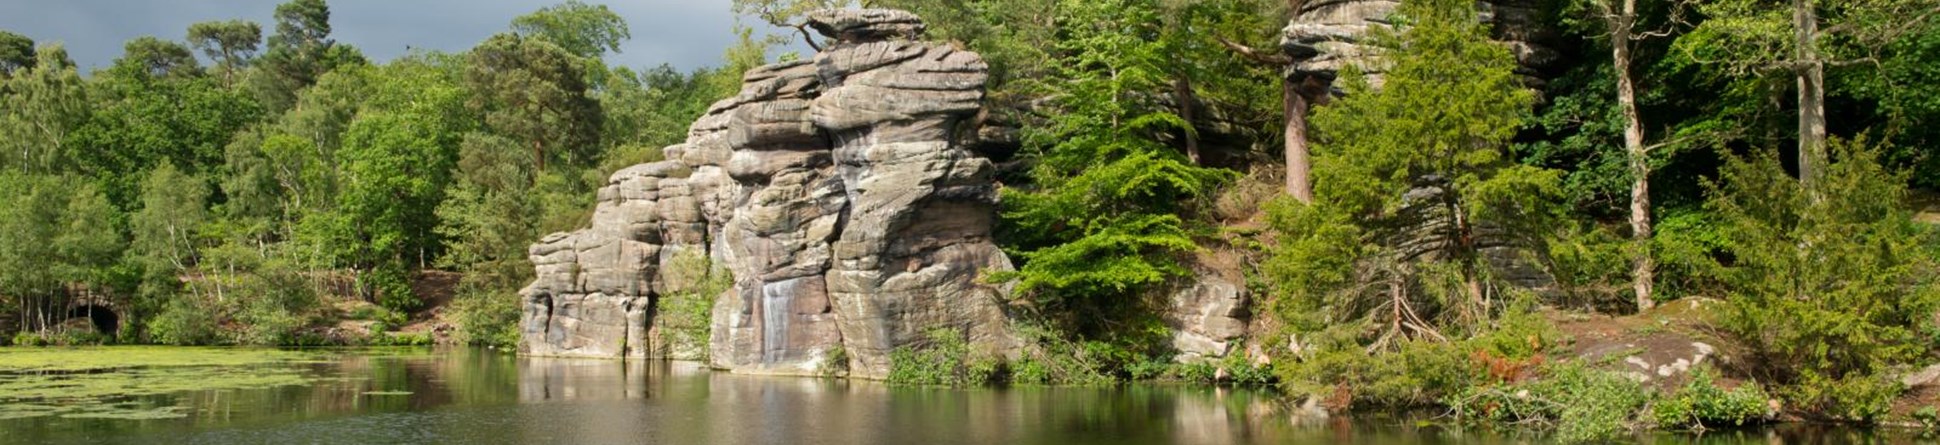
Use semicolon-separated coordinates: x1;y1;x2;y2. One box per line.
1707;139;1940;418
994;0;1231;306
1268;0;1564;347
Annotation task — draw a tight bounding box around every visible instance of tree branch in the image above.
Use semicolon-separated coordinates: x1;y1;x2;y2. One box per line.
1217;37;1292;65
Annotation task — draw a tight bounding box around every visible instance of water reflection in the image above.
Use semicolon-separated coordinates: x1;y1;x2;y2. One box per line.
0;349;1922;445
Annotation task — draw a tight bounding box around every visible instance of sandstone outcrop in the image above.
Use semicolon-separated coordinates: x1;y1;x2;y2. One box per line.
1281;0;1563;89
520;9;1014;379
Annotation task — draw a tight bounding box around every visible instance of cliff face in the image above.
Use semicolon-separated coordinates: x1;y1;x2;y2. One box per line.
520;9;1014;378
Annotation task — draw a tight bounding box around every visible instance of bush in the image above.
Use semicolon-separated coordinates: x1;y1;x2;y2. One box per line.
451;286;522;349
10;331;46;347
887;329;1003;386
1450;363;1650;443
1277;304;1563;409
1786;373;1900;423
654;250;729;359
364;265;420;312
1007;325;1114;385
366;331;433;346
149;298;222;345
1706;141;1938;417
1650;369;1772;430
1278;340;1476;409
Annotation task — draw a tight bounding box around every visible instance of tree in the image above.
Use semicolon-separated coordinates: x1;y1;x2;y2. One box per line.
186;20;263;83
256;0;358;113
1707;139;1938;418
1680;0;1940;185
996;0;1229;331
1275;0;1558;344
0;44;88;174
1210;0;1321;201
69;69;262;206
465;33;602;173
1578;0;1691;311
0;174;125;333
130;163;209;294
510;1;631;59
111;37;203;80
0;30;33;78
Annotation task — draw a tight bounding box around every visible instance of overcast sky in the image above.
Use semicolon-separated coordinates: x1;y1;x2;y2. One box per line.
0;0;763;74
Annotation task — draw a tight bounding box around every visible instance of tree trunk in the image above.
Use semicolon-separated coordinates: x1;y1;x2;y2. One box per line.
1613;0;1655;312
1175;76;1202;164
1285;78;1315;203
1794;0;1826;185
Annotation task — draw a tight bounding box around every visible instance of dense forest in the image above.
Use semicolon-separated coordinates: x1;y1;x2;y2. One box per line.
2;0;1938;439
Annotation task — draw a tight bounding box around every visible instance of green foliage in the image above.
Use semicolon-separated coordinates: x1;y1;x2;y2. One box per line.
147;298;220;346
1007;325;1114;385
1706;139;1938;416
1277;305;1563;408
1651;210;1729;299
186;20;263;74
365;331;433;346
0;30;32;76
0;44;88;175
1650;369;1773;430
1786;372;1901;423
996;0;1229;311
1450;363;1650;443
465;32;601;172
654;250;730;359
1270;0;1563;348
887;329;1004;386
510;0;631;59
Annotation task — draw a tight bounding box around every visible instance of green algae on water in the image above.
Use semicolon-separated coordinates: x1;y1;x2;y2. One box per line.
0;346;326;420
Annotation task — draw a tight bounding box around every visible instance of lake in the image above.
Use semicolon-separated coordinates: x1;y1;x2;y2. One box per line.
0;348;1908;444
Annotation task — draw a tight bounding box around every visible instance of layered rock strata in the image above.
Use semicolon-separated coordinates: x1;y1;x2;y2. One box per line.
1281;0;1563;89
521;9;1014;379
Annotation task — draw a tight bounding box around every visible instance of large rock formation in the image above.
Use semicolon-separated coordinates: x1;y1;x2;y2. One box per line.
1281;0;1563;89
520;9;1014;379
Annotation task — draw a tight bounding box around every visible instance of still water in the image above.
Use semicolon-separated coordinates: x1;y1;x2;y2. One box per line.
0;348;1911;444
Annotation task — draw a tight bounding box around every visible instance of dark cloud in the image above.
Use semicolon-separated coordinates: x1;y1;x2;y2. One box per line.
0;0;750;73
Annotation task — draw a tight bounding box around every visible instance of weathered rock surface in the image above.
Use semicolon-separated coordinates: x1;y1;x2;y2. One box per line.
521;9;1014;378
1281;0;1563;89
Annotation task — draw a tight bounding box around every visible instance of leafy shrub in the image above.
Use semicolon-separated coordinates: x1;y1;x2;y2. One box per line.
887;329;1003;386
654;250;729;359
1786;373;1900;423
1450;363;1650;443
451;286;522;349
149;298;222;346
1651;210;1728;299
1706;141;1938;418
1007;325;1114;385
10;331;46;347
1278;304;1562;409
366;331;434;346
1278;340;1475;409
1650;368;1771;430
1543;224;1633;309
364;265;419;312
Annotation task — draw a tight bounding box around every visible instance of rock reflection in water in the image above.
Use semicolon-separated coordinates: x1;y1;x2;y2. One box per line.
0;349;1886;445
